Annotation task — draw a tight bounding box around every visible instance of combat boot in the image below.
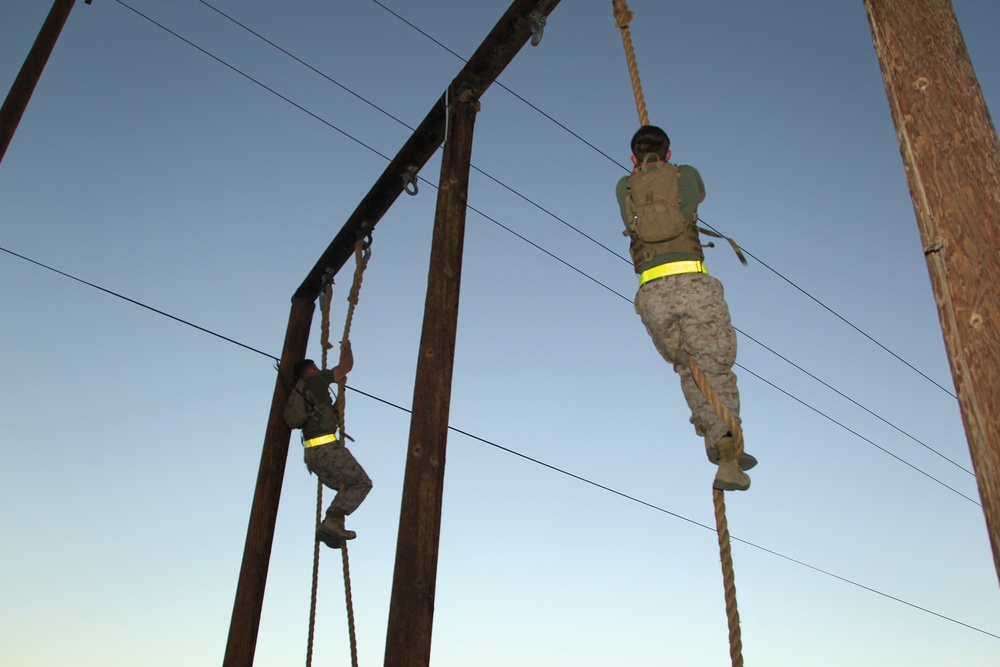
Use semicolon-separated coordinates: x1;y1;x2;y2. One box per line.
706;434;758;470
317;511;356;548
712;436;751;491
713;461;751;491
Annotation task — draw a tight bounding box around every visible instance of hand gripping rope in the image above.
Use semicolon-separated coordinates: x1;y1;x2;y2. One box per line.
612;2;745;664
306;235;371;667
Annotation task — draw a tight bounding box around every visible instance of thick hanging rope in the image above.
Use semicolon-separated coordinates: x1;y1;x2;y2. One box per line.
713;488;744;667
612;3;744;665
304;236;370;667
340;539;359;667
305;277;335;667
612;0;650;127
305;468;324;667
332;239;370;438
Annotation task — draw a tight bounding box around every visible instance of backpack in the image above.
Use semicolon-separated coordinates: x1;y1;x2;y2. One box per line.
283;382;310;429
625;158;691;246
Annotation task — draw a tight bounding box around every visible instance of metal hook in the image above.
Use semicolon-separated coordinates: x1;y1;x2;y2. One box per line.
403;166;419;196
319;268;335;308
361;233;373;263
530;13;546;46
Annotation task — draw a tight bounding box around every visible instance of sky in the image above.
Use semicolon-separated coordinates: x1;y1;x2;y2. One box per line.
1;1;998;666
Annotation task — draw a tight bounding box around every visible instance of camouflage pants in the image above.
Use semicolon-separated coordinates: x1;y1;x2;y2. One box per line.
634;272;741;451
303;441;372;515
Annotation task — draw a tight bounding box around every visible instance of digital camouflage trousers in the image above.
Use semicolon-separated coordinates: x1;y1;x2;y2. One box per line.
303;441;372;516
634;272;741;451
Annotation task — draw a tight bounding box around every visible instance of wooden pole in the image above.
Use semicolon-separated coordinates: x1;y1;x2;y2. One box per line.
0;0;84;164
863;0;1000;580
294;0;562;302
223;3;561;664
383;88;479;667
223;296;315;667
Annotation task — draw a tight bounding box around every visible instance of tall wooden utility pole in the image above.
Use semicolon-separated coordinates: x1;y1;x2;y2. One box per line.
223;297;314;667
864;0;1000;580
383;88;478;667
224;2;561;665
0;0;87;164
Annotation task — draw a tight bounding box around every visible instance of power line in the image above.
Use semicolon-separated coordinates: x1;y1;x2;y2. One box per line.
110;0;394;163
3;243;993;639
368;0;958;402
107;0;974;502
195;0;417;134
736;363;979;505
180;0;967;478
0;246;277;361
5;0;993;651
700;218;959;400
365;0;624;170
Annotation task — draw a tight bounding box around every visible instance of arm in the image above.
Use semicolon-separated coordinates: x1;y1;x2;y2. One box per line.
332;341;354;383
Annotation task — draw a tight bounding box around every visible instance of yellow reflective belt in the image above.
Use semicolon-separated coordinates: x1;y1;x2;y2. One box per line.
639;260;707;286
303;433;338;448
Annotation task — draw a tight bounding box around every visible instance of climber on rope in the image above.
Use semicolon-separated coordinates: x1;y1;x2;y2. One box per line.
284;341;372;547
616;125;756;491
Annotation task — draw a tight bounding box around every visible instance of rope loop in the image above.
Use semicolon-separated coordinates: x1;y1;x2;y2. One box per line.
612;0;634;28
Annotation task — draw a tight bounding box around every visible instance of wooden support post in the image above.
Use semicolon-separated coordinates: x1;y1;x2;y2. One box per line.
294;0;562;301
383;89;479;667
0;0;83;164
224;296;315;667
223;3;561;663
863;0;1000;580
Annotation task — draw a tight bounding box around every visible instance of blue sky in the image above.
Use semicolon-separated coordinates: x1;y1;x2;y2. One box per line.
1;1;998;666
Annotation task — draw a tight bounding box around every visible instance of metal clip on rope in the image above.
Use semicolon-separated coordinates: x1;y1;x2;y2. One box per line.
403;166;419;196
319;268;335;310
361;233;373;264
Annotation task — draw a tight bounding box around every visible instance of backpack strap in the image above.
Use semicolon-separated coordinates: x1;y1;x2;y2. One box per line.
696;225;748;266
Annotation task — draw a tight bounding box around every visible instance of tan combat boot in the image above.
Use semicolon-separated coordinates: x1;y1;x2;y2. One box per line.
707;434;758;470
712;436;751;491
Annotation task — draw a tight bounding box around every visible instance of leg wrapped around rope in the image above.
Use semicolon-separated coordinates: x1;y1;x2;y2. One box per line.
686;357;752;491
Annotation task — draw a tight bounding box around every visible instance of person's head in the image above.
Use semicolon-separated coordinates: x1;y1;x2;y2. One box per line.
630;125;671;164
293;359;319;380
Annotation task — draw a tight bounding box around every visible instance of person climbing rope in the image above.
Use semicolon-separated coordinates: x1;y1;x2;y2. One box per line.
615;124;756;491
284;341;372;547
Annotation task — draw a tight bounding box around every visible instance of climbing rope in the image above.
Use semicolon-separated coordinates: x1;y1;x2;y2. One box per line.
305;470;324;667
304;235;371;667
713;488;744;667
341;539;359;667
612;3;745;665
612;0;650;127
332;237;372;439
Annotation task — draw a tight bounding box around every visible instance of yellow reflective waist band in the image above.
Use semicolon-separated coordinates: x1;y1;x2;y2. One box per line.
639;260;707;286
304;433;338;448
